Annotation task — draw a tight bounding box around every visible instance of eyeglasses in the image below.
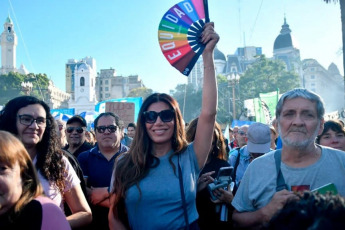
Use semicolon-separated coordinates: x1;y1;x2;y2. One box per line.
238;131;246;136
143;109;175;124
18;115;46;127
66;127;84;134
96;125;117;133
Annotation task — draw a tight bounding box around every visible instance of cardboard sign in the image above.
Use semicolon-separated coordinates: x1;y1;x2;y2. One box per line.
105;102;135;127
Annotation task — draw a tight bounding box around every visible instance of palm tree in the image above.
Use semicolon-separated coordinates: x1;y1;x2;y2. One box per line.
324;0;345;104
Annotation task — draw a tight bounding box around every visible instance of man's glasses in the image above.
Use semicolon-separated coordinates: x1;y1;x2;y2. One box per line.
66;127;84;134
143;109;175;124
96;125;117;133
238;131;246;136
18;115;46;127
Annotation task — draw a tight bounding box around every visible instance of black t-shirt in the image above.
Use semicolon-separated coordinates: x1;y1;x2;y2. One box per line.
196;157;232;230
0;199;42;230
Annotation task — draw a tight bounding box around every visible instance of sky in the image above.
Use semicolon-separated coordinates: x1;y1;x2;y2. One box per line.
0;0;342;94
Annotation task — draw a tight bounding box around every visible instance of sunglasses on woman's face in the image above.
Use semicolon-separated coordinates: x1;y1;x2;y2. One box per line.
143;109;175;124
66;127;84;134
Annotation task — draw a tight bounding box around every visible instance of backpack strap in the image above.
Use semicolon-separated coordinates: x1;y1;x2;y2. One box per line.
178;154;189;230
231;148;241;182
274;150;288;191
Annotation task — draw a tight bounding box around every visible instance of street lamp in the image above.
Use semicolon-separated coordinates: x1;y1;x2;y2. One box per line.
21;82;33;96
227;73;240;120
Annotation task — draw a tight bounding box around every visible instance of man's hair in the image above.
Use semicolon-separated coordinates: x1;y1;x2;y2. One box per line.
266;191;345;230
67;115;87;127
276;88;325;120
94;112;122;129
127;122;136;130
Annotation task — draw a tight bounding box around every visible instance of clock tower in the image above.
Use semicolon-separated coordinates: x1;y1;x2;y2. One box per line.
1;16;17;74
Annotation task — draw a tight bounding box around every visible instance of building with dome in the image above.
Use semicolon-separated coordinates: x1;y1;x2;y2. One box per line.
0;16;28;75
272;17;344;113
273;17;303;84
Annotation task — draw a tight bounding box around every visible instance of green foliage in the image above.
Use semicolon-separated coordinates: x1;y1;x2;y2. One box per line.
171;79;233;125
0;72;50;105
127;87;153;100
171;84;202;123
239;55;300;101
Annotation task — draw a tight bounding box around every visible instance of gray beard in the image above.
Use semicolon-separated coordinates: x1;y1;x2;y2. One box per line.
278;121;320;150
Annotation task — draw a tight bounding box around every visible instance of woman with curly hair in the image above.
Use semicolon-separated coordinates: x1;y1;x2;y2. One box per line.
186;118;233;229
0;130;70;229
0;96;92;229
109;22;219;230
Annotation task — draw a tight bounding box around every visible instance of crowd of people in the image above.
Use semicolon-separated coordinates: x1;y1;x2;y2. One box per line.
1;22;345;230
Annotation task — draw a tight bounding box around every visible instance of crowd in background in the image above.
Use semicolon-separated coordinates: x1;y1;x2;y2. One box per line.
1;22;345;230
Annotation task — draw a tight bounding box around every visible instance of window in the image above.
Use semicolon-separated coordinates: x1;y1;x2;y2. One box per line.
310;67;315;71
80;77;85;86
310;75;315;79
311;88;316;92
105;80;109;84
105;87;109;91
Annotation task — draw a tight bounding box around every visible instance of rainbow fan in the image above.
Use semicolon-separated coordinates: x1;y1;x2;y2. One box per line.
158;0;209;76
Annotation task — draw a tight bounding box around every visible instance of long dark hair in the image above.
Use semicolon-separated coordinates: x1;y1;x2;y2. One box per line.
186;118;227;161
0;96;65;194
112;93;188;209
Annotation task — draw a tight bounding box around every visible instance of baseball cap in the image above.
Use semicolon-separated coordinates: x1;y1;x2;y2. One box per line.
247;123;271;154
66;115;87;127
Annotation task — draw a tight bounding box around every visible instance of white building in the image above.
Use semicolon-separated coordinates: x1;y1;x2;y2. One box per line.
0;16;28;75
68;59;98;114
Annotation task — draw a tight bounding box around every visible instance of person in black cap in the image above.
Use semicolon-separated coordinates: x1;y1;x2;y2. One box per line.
64;115;93;158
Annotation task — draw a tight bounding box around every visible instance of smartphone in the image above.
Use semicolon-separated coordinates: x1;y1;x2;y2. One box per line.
216;166;234;182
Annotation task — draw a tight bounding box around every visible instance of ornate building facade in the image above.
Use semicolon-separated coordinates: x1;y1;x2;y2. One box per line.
96;68;144;101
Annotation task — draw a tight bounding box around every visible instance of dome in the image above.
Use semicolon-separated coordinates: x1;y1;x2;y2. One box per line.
328;63;340;75
273;18;298;50
5;16;12;24
214;47;226;61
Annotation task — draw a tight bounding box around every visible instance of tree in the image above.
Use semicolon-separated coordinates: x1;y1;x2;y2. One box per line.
127;87;153;100
239;55;300;101
324;0;345;104
171;83;202;123
170;74;232;125
0;72;50;105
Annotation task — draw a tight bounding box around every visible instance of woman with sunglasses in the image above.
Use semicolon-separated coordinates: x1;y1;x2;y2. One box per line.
109;22;219;230
0;96;92;229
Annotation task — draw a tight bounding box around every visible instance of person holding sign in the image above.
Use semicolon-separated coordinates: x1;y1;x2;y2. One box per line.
108;22;219;230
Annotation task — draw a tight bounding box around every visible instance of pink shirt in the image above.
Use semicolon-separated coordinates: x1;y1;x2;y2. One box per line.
34;155;80;210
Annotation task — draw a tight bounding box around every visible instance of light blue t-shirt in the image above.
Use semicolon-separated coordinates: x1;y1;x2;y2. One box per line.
232;146;345;212
124;144;199;230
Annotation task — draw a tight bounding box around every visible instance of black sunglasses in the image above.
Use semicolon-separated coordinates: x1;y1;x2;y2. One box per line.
96;125;117;133
143;109;175;124
66;127;84;134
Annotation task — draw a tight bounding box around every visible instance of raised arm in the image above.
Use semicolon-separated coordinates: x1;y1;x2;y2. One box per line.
193;22;219;168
